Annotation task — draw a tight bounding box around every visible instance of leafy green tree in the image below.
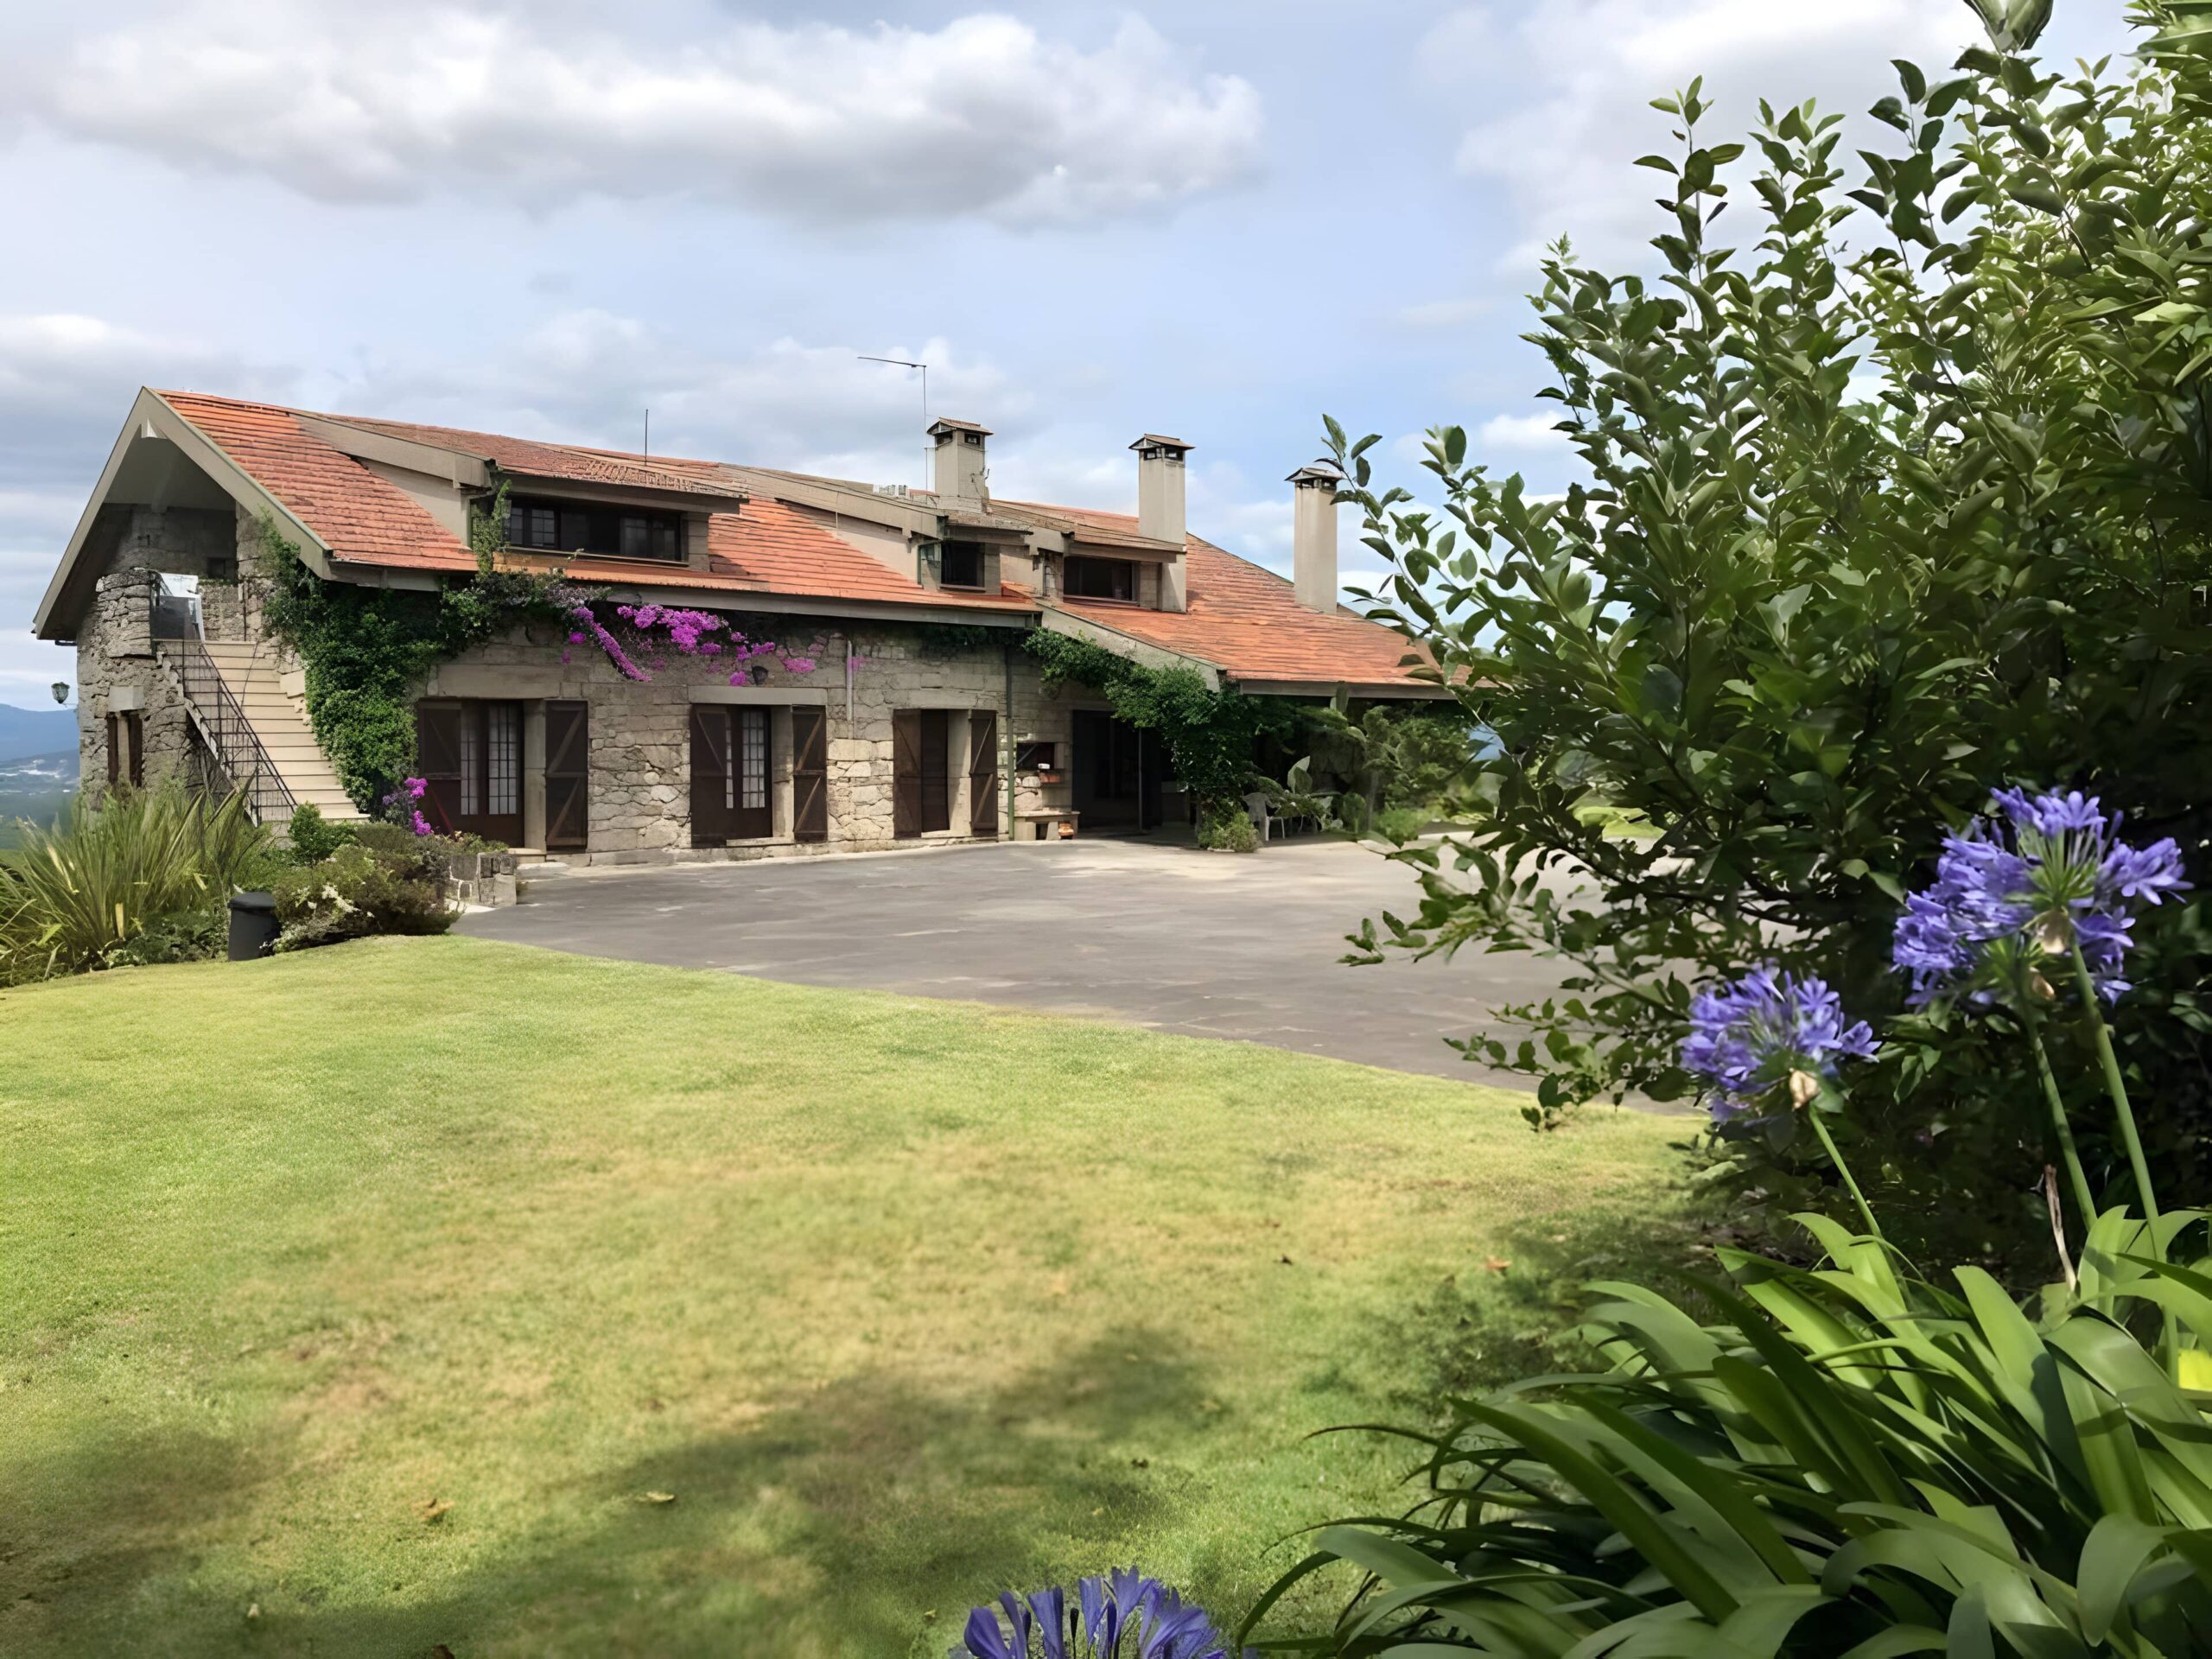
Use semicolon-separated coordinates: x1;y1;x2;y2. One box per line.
1334;0;2212;1259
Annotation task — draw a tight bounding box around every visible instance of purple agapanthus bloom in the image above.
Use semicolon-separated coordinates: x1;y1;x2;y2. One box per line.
960;1569;1245;1659
1891;787;2188;1004
1680;967;1878;1122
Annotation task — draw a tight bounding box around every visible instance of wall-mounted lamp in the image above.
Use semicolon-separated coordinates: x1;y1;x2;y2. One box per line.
50;682;69;706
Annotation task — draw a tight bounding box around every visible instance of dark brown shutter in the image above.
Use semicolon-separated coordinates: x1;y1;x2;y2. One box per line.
689;705;731;846
893;709;922;838
124;712;144;788
919;709;951;833
416;701;465;833
968;710;999;837
793;704;828;842
105;713;120;785
544;700;589;851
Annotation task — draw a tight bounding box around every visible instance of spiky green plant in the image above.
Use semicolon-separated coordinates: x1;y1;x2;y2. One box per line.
0;783;272;981
1249;1214;2212;1656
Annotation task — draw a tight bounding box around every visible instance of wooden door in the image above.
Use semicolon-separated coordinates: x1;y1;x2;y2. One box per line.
690;704;732;846
416;701;466;834
544;701;589;852
792;705;828;842
967;710;999;837
893;709;922;838
730;707;772;841
918;709;950;833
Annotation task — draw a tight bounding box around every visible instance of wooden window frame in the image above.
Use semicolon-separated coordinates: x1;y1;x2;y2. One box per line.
507;493;685;563
938;541;986;591
1065;555;1137;602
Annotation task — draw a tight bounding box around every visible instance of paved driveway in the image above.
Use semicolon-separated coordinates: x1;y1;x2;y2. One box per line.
459;838;1575;1084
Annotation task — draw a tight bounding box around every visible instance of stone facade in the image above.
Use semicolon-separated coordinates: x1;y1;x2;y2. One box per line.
66;499;1109;861
72;503;242;796
423;622;1084;864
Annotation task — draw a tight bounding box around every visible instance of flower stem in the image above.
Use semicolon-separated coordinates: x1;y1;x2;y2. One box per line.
2025;1019;2098;1243
2067;937;2178;1372
1806;1110;1882;1240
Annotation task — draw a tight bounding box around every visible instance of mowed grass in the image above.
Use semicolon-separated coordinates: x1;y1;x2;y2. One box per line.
0;936;1687;1657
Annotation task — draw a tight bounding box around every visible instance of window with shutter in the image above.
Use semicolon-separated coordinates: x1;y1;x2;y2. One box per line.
968;711;999;836
544;701;589;851
792;705;828;842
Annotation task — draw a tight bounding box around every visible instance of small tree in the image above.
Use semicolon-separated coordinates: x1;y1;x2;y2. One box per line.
1334;0;2212;1258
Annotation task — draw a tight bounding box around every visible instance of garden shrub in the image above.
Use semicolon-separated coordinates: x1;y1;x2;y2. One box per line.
1258;785;2211;1656
271;841;454;951
1196;798;1258;853
285;802;354;863
1331;2;2212;1266
99;902;228;969
0;784;274;982
1370;804;1430;844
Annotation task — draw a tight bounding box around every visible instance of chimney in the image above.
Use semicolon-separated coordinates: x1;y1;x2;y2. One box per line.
1288;461;1341;613
929;417;990;505
1132;433;1192;611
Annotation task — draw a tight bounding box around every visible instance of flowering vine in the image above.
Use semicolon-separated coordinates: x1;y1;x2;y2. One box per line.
379;775;434;836
560;601;822;687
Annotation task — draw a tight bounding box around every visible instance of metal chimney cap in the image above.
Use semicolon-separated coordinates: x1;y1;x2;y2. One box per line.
1287;460;1344;487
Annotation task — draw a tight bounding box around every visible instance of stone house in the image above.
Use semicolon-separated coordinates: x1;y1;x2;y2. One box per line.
31;389;1445;863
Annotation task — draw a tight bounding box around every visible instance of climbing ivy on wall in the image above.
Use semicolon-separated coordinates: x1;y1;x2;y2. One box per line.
253;488;572;811
1023;630;1294;810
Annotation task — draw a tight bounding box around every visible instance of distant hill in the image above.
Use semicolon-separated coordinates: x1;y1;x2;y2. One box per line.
0;748;74;848
0;704;77;765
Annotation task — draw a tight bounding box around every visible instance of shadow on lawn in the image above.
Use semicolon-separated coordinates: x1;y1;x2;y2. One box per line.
13;1326;1207;1659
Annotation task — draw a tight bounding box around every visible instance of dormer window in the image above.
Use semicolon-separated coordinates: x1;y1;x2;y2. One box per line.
507;493;684;563
1065;555;1136;602
939;540;986;590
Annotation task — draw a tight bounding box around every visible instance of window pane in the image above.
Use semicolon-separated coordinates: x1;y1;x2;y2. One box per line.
459;709;481;817
652;520;679;562
941;543;983;588
561;508;592;552
740;709;768;810
487;703;519;817
621;517;649;560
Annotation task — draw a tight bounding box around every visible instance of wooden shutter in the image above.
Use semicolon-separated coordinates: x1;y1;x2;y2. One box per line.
968;710;999;837
792;705;828;842
893;709;922;838
919;709;951;833
416;701;465;833
689;705;731;846
544;700;589;852
105;713;120;785
124;711;144;788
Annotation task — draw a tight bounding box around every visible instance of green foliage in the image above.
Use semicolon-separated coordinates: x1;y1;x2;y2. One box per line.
1370;804;1431;843
908;621;1006;658
271;839;454;951
253;490;574;813
1024;630;1294;809
1301;696;1481;829
99;901;228;969
0;783;273;982
1332;8;2212;1254
1196;798;1259;853
1255;1212;2212;1657
285;801;355;863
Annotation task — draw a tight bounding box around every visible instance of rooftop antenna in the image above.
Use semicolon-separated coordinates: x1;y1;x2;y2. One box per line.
858;354;928;487
642;408;650;461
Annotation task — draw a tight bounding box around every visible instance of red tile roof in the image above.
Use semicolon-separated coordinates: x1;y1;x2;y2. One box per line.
1017;504;1438;690
157;391;1027;611
153;391;1434;683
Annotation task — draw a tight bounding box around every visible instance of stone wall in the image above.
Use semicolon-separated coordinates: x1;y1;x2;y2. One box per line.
424;620;1086;863
72;504;243;795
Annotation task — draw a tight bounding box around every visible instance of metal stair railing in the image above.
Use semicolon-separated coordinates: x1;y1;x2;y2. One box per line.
149;577;296;823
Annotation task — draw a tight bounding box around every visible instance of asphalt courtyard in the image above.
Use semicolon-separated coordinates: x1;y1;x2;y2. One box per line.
457;836;1580;1084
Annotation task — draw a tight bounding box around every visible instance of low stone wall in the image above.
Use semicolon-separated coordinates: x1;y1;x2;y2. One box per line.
437;848;520;909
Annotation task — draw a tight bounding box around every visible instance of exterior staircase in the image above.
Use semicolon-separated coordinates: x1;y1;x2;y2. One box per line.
155;636;366;825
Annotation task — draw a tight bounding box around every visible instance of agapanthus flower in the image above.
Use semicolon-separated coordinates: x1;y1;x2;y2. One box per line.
960;1569;1244;1659
1680;967;1878;1122
1891;787;2188;1004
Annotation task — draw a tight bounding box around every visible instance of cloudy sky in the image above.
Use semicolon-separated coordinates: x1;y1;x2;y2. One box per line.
0;0;2136;705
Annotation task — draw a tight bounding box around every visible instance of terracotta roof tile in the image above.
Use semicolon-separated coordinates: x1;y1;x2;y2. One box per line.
156;391;1027;613
153;391;1432;679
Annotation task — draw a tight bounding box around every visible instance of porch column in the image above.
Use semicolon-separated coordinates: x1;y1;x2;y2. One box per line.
522;702;547;849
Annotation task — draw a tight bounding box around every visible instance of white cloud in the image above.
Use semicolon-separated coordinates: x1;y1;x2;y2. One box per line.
1431;0;1980;270
1394;296;1497;331
29;3;1263;228
1478;411;1571;452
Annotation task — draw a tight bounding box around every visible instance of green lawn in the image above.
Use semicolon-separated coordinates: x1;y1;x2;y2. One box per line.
1;936;1687;1657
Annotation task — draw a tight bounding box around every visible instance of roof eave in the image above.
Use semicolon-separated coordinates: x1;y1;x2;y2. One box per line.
33;389;335;640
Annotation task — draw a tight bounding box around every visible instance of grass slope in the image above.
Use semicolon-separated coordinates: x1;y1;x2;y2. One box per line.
0;937;1686;1657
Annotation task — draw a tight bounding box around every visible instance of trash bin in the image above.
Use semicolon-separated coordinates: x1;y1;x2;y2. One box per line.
227;890;279;961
